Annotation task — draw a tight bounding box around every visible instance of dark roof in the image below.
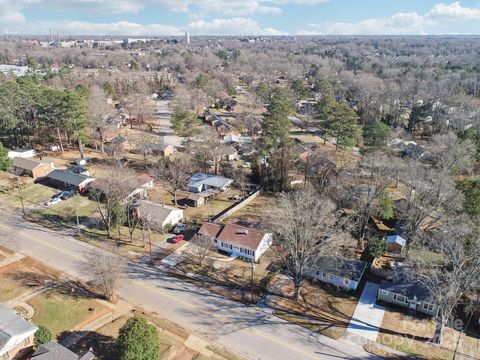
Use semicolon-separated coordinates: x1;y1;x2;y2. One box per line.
380;272;433;303
32;341;95;360
308;256;368;282
47;169;93;186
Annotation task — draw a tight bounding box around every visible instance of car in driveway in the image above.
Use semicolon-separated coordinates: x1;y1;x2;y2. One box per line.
173;223;187;234
45;197;62;207
168;235;184;244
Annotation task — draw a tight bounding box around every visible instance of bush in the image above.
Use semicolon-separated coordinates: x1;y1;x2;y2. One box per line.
369;237;387;259
34;325;52;347
117;316;159;360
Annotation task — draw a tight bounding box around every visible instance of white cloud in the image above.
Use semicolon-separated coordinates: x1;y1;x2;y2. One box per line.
427;1;480;20
186;18;287;35
0;17;287;36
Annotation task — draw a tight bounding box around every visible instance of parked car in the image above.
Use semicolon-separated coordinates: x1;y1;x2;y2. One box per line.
59;190;76;200
168;235;184;244
173;223;187;234
242;162;251;168
46;197;62;207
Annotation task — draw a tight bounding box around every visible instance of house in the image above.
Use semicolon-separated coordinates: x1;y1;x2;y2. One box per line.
11;157;54;179
377;267;440;317
187;173;233;193
305;257;368;291
185;189;217;208
123;174;154;199
135;200;183;229
7;148;36;159
31;341;95;360
198;222;272;262
45;169;95;193
212;146;238;162
0;303;38;359
151;143;175;158
386;235;406;254
88;174;153;200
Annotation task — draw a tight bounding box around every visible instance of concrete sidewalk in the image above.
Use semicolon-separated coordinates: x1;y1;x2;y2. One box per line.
346;282;385;342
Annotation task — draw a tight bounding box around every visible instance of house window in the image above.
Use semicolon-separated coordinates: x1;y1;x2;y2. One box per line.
213;239;217;243
381;290;388;296
329;274;334;280
393;294;407;303
422;303;434;312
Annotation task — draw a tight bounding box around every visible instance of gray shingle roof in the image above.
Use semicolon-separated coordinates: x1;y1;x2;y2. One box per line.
0;303;38;349
32;341;95;360
47;169;93;186
188;173;233;190
308;256;368;282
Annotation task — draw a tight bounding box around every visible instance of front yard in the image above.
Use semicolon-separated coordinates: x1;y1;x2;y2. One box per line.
0;182;58;210
28;288;111;339
378;307;480;359
269;277;359;339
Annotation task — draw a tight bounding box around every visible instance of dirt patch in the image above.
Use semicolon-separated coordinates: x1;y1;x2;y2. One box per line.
222;193;279;226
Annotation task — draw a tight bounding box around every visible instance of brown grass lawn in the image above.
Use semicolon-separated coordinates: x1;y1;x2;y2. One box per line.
28;290;110;339
0;257;59;302
0;183;58;209
223;193;279;226
273;281;359;340
378;308;480;359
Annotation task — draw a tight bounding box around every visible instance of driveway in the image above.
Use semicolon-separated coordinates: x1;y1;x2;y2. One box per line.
346;282;385;342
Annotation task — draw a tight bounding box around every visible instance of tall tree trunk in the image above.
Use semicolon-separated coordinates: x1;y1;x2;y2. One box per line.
57;128;64;153
78;138;84;159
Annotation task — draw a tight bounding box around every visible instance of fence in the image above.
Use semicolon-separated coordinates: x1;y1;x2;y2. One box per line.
211;187;261;223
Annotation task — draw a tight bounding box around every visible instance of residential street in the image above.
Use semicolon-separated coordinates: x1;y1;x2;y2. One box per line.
154;99;184;147
0;206;378;360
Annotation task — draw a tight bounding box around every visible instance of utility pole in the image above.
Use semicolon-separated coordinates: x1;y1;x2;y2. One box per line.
453;312;473;360
10;177;25;215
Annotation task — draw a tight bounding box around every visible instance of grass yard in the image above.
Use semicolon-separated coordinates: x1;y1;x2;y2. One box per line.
378;308;480;359
28;290;110;339
0;257;58;302
272;280;359;339
32;195;97;225
223;193;279;226
0;183;58;210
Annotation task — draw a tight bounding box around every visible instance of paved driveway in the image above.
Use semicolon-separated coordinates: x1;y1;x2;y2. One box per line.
346;282;385;342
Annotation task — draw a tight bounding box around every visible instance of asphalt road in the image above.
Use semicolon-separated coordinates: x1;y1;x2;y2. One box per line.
0;206;378;360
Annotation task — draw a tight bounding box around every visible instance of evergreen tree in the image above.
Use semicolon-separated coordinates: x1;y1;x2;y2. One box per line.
0;141;12;171
117;316;160;360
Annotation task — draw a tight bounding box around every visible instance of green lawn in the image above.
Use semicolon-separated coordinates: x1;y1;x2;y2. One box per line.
28;291;110;338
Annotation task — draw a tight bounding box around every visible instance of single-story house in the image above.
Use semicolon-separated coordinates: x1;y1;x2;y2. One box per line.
212;146;238;162
151;143;175;158
123;174;154;199
31;341;95;360
198;222;272;262
187;173;233;193
88;174;154;200
11;157;54;179
46;169;95;193
134;200;183;229
0;303;38;359
386;235;406;254
377;273;440;317
7;148;36;159
305;257;368;291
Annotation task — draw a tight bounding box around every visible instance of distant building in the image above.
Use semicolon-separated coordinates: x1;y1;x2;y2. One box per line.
7;148;36;159
185;32;190;44
0;303;38;359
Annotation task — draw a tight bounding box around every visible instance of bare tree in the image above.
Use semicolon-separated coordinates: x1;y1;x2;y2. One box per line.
272;188;338;299
186;234;215;266
408;222;480;344
151;156;193;206
87;247;125;301
88;85;114;153
430;132;475;175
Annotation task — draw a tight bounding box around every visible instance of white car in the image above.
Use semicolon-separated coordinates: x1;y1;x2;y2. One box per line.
46;197;62;207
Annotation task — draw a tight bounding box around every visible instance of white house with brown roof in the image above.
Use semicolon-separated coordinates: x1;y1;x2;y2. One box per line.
198;222;272;262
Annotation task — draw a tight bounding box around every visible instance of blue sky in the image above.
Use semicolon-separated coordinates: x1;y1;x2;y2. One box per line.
1;1;480;36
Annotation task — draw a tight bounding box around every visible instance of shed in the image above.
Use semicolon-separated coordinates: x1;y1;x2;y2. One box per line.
386;235;406;254
7;148;36;159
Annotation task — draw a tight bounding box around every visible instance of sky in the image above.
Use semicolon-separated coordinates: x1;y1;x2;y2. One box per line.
1;1;480;36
